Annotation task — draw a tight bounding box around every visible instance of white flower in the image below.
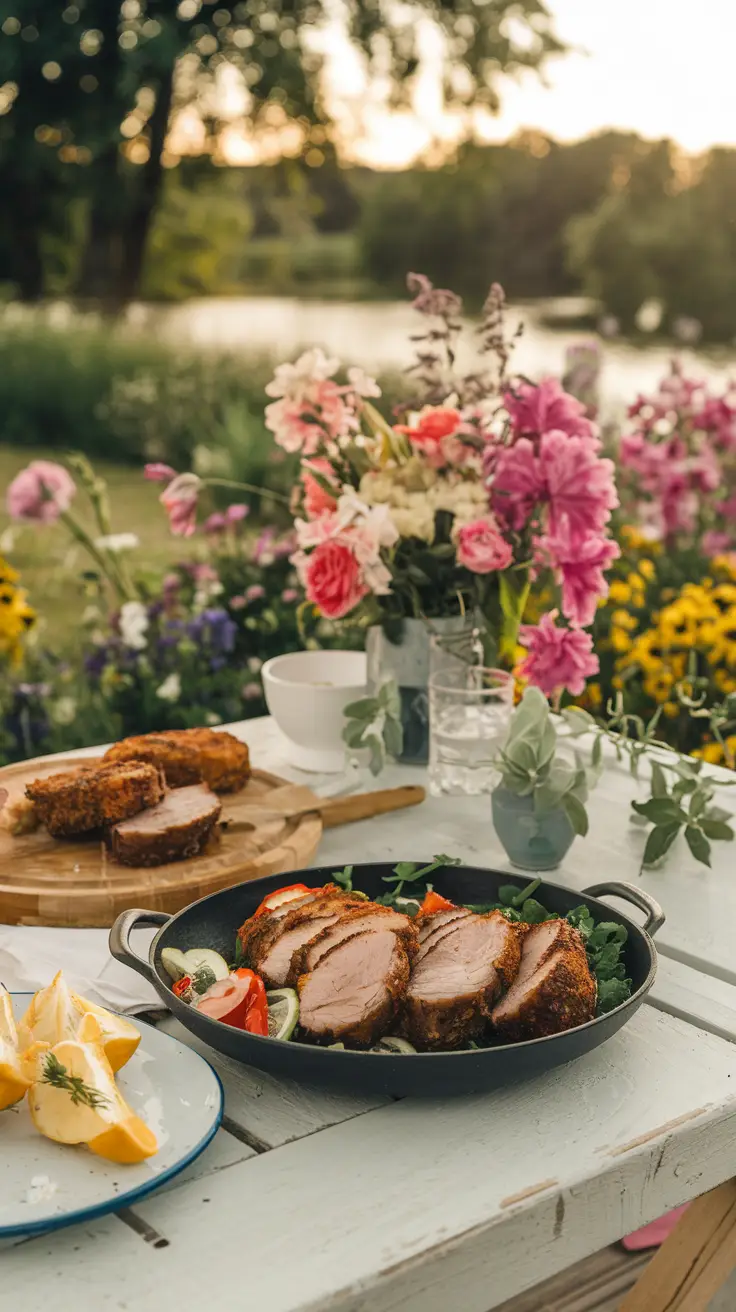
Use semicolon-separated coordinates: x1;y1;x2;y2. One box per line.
119;600;149;651
347;366;381;399
50;696;77;726
247;656;263;673
95;533;139;553
155;672;181;703
205;711;222;725
390;503;435;543
265;348;339;399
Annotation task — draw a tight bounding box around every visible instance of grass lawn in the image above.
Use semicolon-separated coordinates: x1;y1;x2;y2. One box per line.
0;445;184;651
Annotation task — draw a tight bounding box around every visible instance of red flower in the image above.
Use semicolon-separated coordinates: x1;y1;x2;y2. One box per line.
303;539;368;618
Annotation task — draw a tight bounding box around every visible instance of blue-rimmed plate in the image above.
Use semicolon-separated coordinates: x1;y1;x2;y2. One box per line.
0;995;223;1238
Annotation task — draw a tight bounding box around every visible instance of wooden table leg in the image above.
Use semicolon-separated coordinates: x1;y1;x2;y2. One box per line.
619;1180;736;1312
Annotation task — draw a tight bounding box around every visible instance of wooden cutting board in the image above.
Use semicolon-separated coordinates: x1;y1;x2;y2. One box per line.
0;754;323;928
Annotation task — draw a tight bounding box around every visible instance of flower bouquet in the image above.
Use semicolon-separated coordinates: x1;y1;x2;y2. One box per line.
264;275;620;759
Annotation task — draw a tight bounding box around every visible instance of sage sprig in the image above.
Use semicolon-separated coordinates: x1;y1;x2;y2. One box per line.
342;679;403;776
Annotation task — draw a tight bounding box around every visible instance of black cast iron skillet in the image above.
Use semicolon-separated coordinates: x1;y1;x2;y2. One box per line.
109;863;664;1097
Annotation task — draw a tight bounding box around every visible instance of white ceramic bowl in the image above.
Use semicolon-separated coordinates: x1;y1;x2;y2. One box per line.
261;650;367;772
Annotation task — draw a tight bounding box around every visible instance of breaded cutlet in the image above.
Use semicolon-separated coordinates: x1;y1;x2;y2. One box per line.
26;760;164;837
103;727;250;793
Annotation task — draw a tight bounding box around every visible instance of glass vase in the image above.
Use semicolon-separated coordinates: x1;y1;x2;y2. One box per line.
366;616;474;764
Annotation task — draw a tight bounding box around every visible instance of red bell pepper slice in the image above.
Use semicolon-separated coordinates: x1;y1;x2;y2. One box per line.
419;890;456;916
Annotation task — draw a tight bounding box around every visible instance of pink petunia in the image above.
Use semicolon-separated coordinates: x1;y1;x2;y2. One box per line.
144;462;177;483
491;438;544;529
505;378;598;444
538;518;621;627
456;517;513;574
160;473;201;538
7;460;76;523
225;503;249;525
540;430;619;535
517;612;599;698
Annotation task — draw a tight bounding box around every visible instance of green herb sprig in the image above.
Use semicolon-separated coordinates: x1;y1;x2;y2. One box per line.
42;1053;110;1110
379;854;462;903
342;680;403;776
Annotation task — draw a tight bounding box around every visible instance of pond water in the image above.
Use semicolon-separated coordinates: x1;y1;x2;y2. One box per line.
132;295;736;414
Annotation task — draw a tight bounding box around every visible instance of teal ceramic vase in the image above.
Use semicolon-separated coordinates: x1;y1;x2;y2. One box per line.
491;785;576;871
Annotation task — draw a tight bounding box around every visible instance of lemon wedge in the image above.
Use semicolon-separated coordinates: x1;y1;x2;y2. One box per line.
27;1012;158;1165
18;971;141;1073
0;984;31;1110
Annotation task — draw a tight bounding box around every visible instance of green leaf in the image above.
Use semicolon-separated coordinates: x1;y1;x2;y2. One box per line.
365;735;384;777
343;719;369;749
672;778;697;801
520;898;555;924
561;707;594;737
631;798;688;825
700;818;735;841
379;681;401;721
642;823;681;867
596;977;632;1014
332;865;354;891
343;697;377;720
706;805;733;825
591;735;603;769
688;789;708;820
685;826;712;867
383;716;403;760
562;792;589;837
650;761;668;798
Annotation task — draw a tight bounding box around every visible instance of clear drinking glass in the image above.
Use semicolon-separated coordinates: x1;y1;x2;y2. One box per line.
428;630;514;797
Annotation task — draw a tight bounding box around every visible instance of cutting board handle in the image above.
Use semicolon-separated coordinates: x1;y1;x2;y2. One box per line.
109;908;170;983
318;785;425;829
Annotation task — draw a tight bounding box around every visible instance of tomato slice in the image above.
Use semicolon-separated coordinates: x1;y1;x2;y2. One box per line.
196;970;269;1036
252;883;312;918
419;890;456;916
195;975;254;1028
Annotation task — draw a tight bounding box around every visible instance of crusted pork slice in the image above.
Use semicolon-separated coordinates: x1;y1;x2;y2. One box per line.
288;906;418;983
239;888;367;986
298;928;411;1047
401;911;522;1051
104;728;250;793
109;784;221;867
26;761;164;838
491;920;596;1041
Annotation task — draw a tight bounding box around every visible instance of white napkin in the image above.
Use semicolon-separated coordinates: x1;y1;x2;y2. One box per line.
0;926;160;1010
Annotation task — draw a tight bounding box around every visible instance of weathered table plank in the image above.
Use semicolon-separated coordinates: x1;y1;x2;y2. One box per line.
158;1014;391;1149
5;1008;736;1312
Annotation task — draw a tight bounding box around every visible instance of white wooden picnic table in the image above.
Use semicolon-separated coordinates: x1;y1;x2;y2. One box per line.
3;716;736;1312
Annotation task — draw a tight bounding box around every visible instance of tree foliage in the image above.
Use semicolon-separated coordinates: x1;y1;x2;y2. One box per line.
0;0;562;305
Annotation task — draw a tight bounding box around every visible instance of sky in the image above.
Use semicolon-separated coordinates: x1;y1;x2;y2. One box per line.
332;0;736;168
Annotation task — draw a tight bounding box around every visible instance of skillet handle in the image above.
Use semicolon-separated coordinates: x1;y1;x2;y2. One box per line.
109;908;170;984
582;881;665;937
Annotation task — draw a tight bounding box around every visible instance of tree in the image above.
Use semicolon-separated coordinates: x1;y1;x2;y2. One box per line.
0;1;563;306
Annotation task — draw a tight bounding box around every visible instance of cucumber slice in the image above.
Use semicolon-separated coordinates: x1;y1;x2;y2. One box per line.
328;1042;346;1050
161;948;190;982
182;949;230;981
370;1036;417;1055
266;988;299;1041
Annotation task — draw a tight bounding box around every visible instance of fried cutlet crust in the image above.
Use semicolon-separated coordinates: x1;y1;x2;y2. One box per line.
26;761;164;837
103;728;250;793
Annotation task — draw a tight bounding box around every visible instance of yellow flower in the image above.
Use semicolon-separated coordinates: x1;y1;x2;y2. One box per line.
585;682;603;710
611;608;638;631
620;525;660;551
692;742;726;764
712;584;736;612
638;559;656;581
0;557;36;667
714;668;736;695
610;629;633;653
663;701;680;719
643;670;674;703
702;609;736;666
711;553;736;581
658;599;702;649
625;631;665;675
608;580;631;605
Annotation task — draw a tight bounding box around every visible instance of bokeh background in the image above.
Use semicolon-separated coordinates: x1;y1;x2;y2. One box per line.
1;0;735;765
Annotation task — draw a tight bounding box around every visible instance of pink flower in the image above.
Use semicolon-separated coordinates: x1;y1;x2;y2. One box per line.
144;463;177;483
203;512;227;534
456;517;513;574
703;529;733;555
245;584;265;603
396;407;462;468
517;613;599;698
505;378;597;444
302;539;368;619
230;595;247;610
282;588;299;603
538;519;621;627
6;461;76;523
540;430;618;535
265;380;353;455
491;438;544;529
225;503;249;525
243;683;262;701
160;473;201;538
301;458;338;519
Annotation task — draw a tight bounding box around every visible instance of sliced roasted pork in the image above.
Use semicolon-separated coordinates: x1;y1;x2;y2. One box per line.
237;884;337;963
109;784;221;866
491;920;596;1041
416;907;471;945
290;906;417;982
298;928;411;1046
401;911;522;1051
238;888;367;986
